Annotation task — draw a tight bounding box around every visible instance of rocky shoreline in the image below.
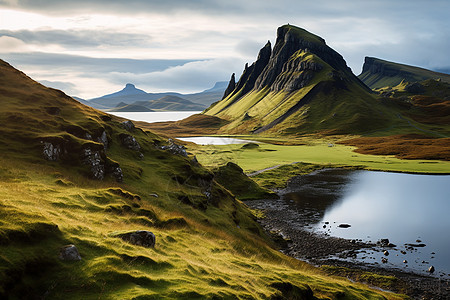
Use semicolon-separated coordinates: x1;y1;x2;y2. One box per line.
244;174;450;299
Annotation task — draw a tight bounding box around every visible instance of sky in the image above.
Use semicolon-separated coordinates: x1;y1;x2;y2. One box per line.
1;0;449;99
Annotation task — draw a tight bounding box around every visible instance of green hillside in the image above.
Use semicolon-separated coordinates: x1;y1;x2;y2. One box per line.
0;59;405;299
358;57;450;89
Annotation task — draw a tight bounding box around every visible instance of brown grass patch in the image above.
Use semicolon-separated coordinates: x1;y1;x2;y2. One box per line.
340;134;450;161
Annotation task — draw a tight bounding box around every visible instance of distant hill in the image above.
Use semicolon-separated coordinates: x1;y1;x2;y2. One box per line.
111;95;206;112
204;25;396;135
85;81;227;110
358;57;450;89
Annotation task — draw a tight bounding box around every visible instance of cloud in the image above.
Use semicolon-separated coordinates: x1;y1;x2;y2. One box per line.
0;36;29;52
0;29;152;48
107;57;245;94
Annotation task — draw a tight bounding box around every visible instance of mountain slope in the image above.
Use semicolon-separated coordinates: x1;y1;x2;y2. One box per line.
205;25;396;135
358;57;450;89
0;59;398;299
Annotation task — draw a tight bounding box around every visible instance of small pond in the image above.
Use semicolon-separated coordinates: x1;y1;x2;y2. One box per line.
283;168;450;277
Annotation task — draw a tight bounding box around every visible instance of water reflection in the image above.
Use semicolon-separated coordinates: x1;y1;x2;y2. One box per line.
306;170;450;276
177;136;258;145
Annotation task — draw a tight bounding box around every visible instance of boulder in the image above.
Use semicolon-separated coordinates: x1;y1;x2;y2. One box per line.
428;266;435;273
121;120;135;131
120;134;141;151
59;244;81;261
118;230;155;248
96;130;109;150
337;223;351;228
81;147;105;180
42;142;62;161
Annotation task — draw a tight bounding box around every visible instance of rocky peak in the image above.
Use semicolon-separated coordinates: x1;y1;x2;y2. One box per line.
125;83;136;89
255;25;350;91
230;40;272;97
222;73;236;99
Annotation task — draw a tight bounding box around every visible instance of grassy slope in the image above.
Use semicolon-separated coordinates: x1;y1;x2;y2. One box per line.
189;137;450;175
358;57;450;89
0;60;406;299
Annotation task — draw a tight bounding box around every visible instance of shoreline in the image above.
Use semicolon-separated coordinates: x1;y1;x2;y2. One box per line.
244;168;450;299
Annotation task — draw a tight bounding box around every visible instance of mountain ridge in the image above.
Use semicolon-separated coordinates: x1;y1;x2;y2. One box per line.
358;57;450;89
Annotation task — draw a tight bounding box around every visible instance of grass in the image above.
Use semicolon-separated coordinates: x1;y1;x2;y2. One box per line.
189;136;450;175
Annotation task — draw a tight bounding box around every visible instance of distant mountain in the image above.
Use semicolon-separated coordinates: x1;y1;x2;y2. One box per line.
111;95;205;112
86;81;226;110
204;25;395;135
358;57;450;89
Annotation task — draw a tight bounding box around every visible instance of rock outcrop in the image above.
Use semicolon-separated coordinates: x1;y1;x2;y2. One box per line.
117;230;156;248
222;73;236;100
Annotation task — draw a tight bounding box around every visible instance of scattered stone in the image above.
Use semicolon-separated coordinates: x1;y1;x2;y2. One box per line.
401;250;407;255
378;239;390;247
121;120;135;131
323;225;326;229
118;230;155;248
416;239;422;243
160;139;187;157
338;223;351;228
381;257;388;263
428;266;435;273
384;250;389;256
403;260;408;264
324;222;329;224
59;244;81;261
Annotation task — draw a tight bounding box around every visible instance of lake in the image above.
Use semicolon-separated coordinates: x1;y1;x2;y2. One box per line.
177;136;258;145
109;111;202;123
283;169;450;277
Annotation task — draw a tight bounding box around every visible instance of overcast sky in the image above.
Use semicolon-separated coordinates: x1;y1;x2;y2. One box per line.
1;0;449;99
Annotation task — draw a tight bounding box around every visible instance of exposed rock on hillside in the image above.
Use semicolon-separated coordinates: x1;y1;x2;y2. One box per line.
222;73;236;99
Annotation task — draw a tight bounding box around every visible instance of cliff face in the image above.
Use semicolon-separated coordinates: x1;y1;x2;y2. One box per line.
359;57;450;89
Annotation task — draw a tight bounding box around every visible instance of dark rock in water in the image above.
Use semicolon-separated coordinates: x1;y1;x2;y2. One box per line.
381;257;388;263
403;260;408;264
377;239;390;247
416;239;422;243
42;142;62;161
120;134;141;151
160;139;187;157
59;244;81;261
383;250;389;256
118;230;155;248
405;243;426;247
428;266;435;273
222;73;236;99
338;223;351;228
121;120;135;131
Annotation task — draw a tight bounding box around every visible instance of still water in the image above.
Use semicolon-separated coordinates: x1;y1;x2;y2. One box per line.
285;169;450;277
177;136;257;145
109;111;201;123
